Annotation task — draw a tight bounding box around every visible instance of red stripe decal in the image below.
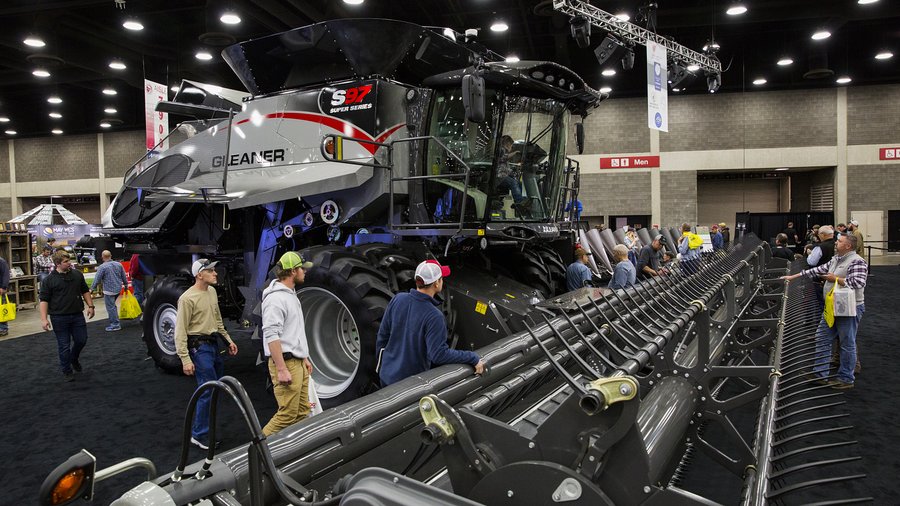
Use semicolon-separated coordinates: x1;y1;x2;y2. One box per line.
217;112;405;157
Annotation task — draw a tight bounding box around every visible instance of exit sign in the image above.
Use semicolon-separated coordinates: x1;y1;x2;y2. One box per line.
600;156;660;169
879;147;900;160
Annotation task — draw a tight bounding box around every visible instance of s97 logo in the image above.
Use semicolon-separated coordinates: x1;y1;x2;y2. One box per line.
330;84;373;106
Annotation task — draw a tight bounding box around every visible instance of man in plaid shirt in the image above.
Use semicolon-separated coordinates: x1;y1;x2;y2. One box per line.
781;233;867;390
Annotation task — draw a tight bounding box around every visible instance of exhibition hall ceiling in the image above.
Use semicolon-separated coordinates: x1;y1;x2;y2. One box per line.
0;0;898;136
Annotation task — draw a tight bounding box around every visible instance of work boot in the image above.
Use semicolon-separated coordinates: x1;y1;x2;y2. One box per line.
64;372;75;382
72;360;82;373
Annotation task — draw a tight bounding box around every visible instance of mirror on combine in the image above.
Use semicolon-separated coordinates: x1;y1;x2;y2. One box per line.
462;74;485;123
39;450;96;506
575;122;585;154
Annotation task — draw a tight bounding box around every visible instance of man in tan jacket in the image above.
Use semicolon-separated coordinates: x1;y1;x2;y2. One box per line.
174;259;238;450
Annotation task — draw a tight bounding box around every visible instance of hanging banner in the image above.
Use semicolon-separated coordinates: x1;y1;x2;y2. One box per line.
144;79;169;151
646;40;668;132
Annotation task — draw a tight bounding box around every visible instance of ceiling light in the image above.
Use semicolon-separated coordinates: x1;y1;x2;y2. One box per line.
777;57;794;66
102;88;117;95
195;51;213;61
615;13;630;22
343;0;364;4
0;117;10;123
23;36;45;48
602;69;616;76
687;64;700;72
776;167;789;171
599;86;612;93
104;107;117;114
753;78;767;85
811;30;831;40
836;76;852;84
52;129;63;135
47;96;63;104
672;88;681;92
49;112;62;119
490;21;509;32
858;0;878;4
170;85;180;93
99;122;112;128
122;19;143;31
220;12;241;24
726;5;747;15
875;51;893;60
109;60;127;70
505;55;520;63
4;130;16;135
32;69;51;78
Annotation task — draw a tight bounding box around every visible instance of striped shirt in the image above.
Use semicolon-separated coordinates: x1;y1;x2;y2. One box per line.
800;254;867;290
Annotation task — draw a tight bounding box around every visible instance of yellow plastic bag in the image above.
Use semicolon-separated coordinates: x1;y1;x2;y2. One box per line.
823;283;835;328
0;294;15;323
119;291;142;320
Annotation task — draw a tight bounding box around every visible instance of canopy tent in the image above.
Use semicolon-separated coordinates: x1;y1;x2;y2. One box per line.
9;204;89;225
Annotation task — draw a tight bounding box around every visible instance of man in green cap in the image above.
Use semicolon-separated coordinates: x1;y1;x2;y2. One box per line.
261;251;315;436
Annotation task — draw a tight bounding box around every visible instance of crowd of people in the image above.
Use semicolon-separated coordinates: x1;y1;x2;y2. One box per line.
15;214;868;446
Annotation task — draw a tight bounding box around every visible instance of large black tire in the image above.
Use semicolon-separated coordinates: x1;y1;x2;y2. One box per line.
142;276;192;373
493;247;553;298
297;245;394;408
534;244;567;295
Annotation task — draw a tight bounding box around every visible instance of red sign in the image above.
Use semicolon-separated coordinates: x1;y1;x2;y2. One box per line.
879;147;899;160
599;156;660;169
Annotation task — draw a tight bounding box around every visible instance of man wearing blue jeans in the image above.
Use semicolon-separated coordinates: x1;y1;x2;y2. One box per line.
91;250;128;331
781;233;867;390
174;258;238;450
39;250;96;382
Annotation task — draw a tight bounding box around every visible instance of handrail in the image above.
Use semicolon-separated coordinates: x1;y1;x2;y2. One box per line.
320;133;476;236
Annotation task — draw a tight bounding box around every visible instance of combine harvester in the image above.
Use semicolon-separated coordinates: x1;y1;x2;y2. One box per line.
105;17;596;407
41;14;869;506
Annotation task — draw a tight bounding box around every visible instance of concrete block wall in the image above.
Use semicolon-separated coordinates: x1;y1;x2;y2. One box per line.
104;130;148;178
0;141;9;183
15;134;99;182
660;170;697;227
582;97;649;154
579;171;651;217
848;85;900;145
847;164;899;243
661;88;836;152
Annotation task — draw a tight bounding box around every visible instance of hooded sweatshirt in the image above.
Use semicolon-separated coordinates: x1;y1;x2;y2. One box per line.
261;279;309;358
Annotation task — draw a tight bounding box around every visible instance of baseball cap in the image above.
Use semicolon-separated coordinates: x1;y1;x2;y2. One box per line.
849;220;859;226
279;251;313;270
191;258;219;277
415;259;450;285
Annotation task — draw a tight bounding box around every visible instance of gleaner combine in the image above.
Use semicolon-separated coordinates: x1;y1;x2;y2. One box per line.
104;18;597;406
41;15;869;506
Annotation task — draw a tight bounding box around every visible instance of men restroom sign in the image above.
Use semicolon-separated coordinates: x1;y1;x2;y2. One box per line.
600;156;661;169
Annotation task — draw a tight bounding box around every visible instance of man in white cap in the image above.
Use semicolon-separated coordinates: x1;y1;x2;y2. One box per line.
376;259;484;386
848;220;864;258
175;258;238;450
261;251;315;436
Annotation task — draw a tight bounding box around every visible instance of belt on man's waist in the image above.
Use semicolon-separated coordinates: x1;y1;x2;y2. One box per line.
272;352;304;361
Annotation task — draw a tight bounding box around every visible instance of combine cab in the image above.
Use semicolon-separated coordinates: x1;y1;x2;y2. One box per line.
103;18;600;406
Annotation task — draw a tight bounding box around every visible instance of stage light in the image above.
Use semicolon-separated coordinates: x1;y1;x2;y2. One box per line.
569;16;591;48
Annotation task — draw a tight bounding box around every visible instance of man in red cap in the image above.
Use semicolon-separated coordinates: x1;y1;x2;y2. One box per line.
375;259;484;386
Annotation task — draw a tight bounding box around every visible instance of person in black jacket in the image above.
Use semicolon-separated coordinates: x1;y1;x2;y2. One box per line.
772;234;795;261
39;250;95;381
0;255;9;337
